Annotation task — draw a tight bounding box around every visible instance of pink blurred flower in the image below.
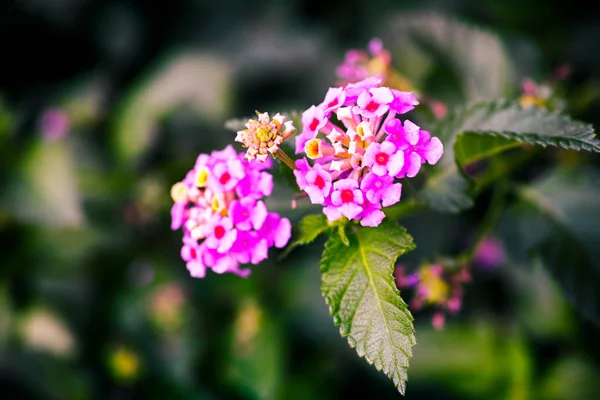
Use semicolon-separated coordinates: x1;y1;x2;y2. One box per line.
473;236;506;269
40;108;69;141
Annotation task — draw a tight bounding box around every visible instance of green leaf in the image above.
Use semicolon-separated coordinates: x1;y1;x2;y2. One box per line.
112;52;233;167
336;222;350;247
499;168;600;325
383;12;514;102
420;100;600;213
3;141;83;227
320;222;416;394
226;298;283;400
280;214;330;258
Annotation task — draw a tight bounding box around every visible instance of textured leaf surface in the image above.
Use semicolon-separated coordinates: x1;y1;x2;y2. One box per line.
321;222;416;393
500;168;600;325
421;100;599;213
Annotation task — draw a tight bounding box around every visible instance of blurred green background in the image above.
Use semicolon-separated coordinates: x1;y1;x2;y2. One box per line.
1;0;600;399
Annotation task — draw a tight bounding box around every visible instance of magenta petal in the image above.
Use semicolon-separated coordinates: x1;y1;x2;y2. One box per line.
212;254;235;274
405;152;422;178
339;203;362;219
305;186;325;204
251;201;268;230
387;151;404;176
331;190;342;206
187;260;206;278
218;229;237;253
258;172;274;196
370;87;394;104
251;239;269;264
382;183;402;207
323;206;342;222
275;218;292;248
425;137;444;165
360;208;385;227
403;120;420;145
371;164;387;176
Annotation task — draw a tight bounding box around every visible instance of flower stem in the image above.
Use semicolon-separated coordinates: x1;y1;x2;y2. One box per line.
275;148;297;170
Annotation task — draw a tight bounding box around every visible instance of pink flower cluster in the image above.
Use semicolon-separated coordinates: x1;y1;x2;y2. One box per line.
337;38;391;85
396;264;471;330
170;145;291;278
293;78;443;227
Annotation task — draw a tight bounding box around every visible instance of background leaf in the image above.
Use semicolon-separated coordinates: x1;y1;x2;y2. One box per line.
421;100;599;213
499;168;600;325
320;222;416;394
112;52;233;167
281;214;330;257
383;12;514;102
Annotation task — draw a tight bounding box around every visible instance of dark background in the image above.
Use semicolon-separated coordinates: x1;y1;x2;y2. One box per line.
1;0;600;399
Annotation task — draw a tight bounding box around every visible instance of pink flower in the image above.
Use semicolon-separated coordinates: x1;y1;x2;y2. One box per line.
389;90;419;114
331;179;364;220
432;313;445;331
357;201;385;227
385;119;443;177
320;87;346;116
292;78;443;227
473;236;505;269
40;108;69;141
360;172;402;207
354;87;394;118
236;112;296;162
258;213;292;248
362;141;404;176
230;198;268;231
211;158;245;191
181;237;206;278
170;145;291;278
336;38;391;86
231;231;268;265
203;215;237;253
304;165;332;204
302;105;327;137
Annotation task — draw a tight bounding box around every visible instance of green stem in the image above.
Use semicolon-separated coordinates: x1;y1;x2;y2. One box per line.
275;148;297;170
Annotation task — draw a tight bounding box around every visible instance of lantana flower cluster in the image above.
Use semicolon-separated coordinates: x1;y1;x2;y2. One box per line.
293;77;443;227
337;38;391;85
396;264;471;330
170;145;291;278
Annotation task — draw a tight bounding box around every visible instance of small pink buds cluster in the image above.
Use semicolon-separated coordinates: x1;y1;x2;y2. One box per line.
396;264;471;330
293;78;443;227
235;111;296;162
473;236;506;270
337;38;391;85
170;145;291;278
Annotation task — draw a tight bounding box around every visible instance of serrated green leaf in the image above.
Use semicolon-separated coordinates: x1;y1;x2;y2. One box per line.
280;214;330;258
320;222;416;394
499;168;600;325
383;12;514;102
421;100;599;213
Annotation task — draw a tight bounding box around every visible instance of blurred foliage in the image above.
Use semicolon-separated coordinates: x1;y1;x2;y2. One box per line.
1;0;600;399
